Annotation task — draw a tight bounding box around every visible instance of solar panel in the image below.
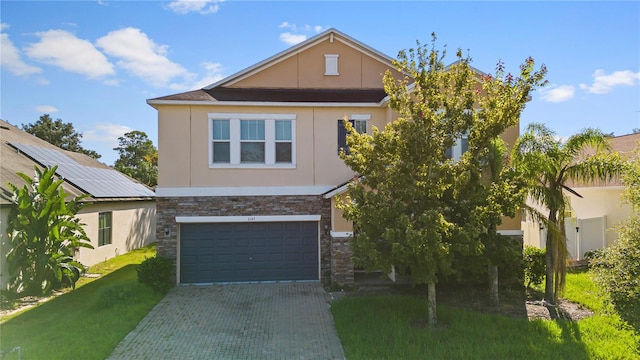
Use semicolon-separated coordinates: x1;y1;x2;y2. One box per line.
9;142;155;198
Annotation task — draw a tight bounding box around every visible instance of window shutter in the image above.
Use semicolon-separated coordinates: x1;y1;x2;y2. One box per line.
338;119;354;155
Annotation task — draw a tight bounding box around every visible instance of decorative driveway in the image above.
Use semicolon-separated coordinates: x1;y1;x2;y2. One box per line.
108;282;345;359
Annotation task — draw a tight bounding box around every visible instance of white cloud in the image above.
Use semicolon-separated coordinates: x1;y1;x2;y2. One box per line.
278;23;326;45
278;21;295;30
167;0;222;14
0;32;43;76
25;29;114;78
169;61;225;91
0;23;9;31
96;27;191;88
579;69;640;94
83;122;134;148
35;105;59;113
280;32;307;45
539;85;575;103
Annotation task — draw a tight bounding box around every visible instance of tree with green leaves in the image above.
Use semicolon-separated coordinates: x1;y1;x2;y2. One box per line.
591;145;640;327
113;130;158;187
6;166;94;296
338;35;547;326
22;114;102;159
512;123;622;304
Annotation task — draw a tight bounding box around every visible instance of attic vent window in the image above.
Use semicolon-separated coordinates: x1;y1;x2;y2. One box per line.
324;54;339;76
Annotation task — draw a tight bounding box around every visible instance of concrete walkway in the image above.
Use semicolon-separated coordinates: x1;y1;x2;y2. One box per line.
108;282;345;360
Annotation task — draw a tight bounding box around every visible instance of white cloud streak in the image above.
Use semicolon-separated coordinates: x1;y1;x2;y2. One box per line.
278;22;326;45
539;85;575;103
35;105;59;113
83;122;134;148
280;32;307;45
96;27;190;88
167;0;222;14
579;69;640;94
25;29;115;79
0;27;43;76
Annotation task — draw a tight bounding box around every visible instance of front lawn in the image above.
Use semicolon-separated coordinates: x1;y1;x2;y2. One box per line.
331;273;639;359
0;244;166;360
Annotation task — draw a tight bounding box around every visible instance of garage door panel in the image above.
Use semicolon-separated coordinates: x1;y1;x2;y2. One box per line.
180;221;318;283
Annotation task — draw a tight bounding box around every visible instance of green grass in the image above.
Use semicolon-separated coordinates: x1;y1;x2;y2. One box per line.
0;244;165;360
332;273;640;359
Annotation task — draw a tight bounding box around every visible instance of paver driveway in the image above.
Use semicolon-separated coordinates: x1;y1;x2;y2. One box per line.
108;282;345;359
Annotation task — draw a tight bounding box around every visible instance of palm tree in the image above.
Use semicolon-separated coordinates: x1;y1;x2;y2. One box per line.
513;123;622;304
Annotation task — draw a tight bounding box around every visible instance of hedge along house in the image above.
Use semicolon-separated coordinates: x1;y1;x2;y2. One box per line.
148;28;523;287
0;119;156;289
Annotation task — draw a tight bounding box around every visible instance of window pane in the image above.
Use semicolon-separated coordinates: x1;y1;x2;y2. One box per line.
213;142;230;163
275;142;292;163
461;137;469;155
354;120;367;133
444;146;452;159
275;120;292;140
241;120;265;140
212;120;230;140
241;142;265;162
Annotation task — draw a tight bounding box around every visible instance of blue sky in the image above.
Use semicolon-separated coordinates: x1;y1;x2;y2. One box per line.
1;1;639;165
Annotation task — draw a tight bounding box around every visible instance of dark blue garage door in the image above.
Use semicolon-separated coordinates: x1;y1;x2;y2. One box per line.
180;222;319;283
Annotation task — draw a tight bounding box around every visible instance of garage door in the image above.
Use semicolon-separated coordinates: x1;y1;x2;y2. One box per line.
180;222;319;283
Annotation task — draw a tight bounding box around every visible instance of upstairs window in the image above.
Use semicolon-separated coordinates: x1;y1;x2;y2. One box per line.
209;113;296;168
338;115;370;155
445;133;469;161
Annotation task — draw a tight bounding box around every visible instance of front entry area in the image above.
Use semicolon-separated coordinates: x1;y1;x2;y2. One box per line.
180;221;319;283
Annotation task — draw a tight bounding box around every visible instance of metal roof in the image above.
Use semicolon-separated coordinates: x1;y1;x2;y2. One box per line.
9;142;155;198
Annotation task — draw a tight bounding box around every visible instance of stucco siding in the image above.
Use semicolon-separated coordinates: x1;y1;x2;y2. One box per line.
156;104;389;188
231;37;401;90
567;187;629;247
158;106;192;187
76;201;156;267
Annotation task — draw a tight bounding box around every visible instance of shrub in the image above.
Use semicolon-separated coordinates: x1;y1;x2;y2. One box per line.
137;256;174;293
591;216;640;327
523;245;546;289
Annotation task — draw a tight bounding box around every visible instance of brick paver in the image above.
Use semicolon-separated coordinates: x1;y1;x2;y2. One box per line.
108;282;345;359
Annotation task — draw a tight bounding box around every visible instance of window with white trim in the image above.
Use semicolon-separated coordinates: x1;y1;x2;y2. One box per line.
210;113;296;168
338;114;369;155
445;133;469;161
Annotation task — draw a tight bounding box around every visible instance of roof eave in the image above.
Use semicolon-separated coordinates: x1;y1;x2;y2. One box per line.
146;99;386;108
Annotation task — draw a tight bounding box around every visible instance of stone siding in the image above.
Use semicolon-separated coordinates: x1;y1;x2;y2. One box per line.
156;195;333;286
330;237;354;287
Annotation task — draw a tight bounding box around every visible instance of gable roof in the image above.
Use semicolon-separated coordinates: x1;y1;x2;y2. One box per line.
205;28;397;90
0;119;154;204
148;28;398;106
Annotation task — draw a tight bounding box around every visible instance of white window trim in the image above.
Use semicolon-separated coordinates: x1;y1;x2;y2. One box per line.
324;54;339;76
450;133;468;161
209;113;296;169
176;215;321;223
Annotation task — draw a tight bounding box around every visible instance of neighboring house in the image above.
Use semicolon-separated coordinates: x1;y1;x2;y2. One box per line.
0;119;156;289
148;28;522;287
522;132;638;260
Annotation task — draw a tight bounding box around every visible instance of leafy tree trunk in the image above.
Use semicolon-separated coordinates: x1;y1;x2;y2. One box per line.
544;210;557;304
428;281;437;327
488;264;499;305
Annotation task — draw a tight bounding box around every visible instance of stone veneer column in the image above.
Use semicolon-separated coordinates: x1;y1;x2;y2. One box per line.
330;236;354;287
